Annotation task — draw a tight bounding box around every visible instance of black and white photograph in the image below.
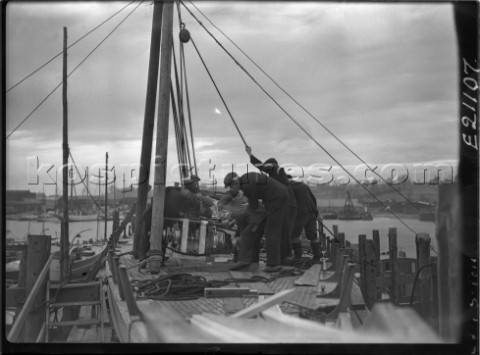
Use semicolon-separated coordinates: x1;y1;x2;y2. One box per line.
2;1;478;353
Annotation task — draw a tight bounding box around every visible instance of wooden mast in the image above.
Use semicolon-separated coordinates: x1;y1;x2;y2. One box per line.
133;0;164;260
61;26;70;282
104;152;108;241
149;1;174;274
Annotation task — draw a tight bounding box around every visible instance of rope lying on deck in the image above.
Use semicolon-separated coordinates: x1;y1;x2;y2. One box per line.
131;268;304;301
132;273;229;301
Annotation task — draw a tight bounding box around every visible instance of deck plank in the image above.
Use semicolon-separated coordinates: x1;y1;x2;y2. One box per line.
294;264;322;286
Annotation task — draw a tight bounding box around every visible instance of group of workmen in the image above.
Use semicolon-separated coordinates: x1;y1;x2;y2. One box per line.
142;146;321;272
220;146;321;273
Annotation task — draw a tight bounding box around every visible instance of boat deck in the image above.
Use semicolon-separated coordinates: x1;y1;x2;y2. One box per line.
101;239;370;343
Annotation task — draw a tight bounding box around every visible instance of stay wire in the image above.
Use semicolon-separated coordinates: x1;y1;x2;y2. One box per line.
185;0;421;214
177;2;199;178
170;84;185;180
7;1;136;93
182;3;418;237
172;45;193;177
6;1;143;139
189;36;248;148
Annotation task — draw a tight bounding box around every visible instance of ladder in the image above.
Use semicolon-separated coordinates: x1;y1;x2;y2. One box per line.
45;280;105;342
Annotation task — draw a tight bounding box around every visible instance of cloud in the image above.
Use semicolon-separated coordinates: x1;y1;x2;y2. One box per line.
6;2;461;194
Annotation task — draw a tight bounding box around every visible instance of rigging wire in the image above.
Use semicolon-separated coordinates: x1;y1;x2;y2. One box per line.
176;0;199;179
6;1;136;93
69;151;106;215
170;80;188;182
180;46;199;179
184;0;422;214
182;4;419;237
6;1;144;139
172;45;193;178
189;37;249;148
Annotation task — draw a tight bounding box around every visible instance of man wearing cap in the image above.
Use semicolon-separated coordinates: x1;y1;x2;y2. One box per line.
217;189;266;269
245;146;297;263
181;175;214;218
224;171;288;272
288;176;321;263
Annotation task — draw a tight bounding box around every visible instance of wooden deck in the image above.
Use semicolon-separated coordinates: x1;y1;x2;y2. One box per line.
99;238;371;343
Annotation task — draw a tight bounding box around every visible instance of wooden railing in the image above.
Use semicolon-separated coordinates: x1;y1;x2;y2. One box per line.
7;255;52;343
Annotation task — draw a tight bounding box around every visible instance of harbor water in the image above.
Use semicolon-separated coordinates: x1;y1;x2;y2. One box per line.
6;219;115;245
6;217;436;259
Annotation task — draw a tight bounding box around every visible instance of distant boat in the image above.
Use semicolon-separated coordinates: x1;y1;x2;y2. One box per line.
337;192;373;220
419;210;435;221
319;209;338;220
68;213;101;222
360;207;373;221
338;192;362;220
68;243;106;281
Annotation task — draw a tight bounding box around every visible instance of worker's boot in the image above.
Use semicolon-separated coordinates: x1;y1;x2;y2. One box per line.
310;240;321;264
292;241;303;262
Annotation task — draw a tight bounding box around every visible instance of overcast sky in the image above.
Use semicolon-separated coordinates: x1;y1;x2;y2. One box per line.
6;1;460;195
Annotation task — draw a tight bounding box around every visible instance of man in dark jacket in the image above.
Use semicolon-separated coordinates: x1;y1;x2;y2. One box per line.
224;171;289;272
218;189;266;269
245;146;296;262
288;177;321;263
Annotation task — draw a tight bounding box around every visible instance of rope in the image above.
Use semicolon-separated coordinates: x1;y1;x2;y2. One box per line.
182;3;419;237
6;1;136;93
176;2;199;178
6;1;144;139
132;273;230;301
172;46;192;179
189;36;248;147
170;79;189;180
409;262;436;306
180;34;199;178
185;0;421;214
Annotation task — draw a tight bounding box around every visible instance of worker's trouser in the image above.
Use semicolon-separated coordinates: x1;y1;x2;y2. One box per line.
236;212;266;264
264;201;289;266
280;206;297;260
291;212;318;243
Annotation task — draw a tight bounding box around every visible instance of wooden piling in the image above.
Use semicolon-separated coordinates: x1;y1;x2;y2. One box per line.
24;235;51;342
326;237;331;258
332;225;338;240
372;230;381;277
358;234;366;301
18;251;27;288
388;228;399;305
331;242;339;265
364;239;378;308
415;233;436;329
337;232;345;249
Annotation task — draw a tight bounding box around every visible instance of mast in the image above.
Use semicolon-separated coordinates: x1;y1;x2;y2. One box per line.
61;26;70;282
149;1;174;274
133;0;164;260
96;168;101;242
104;152;108;241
